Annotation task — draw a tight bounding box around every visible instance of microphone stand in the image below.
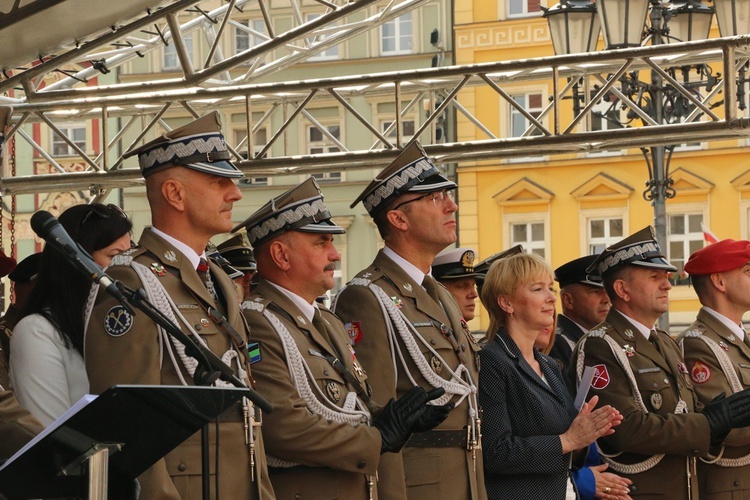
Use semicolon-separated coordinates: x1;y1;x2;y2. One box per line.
107;281;272;500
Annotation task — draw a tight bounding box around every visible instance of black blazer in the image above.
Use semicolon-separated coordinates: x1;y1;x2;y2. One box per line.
548;314;587;391
479;330;578;499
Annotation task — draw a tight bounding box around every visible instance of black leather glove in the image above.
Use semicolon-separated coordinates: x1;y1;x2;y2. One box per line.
373;387;445;453
412;399;454;433
702;388;750;446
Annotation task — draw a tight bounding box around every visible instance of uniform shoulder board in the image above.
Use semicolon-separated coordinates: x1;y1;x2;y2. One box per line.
109;246;145;266
241;297;266;313
683;328;705;338
348;277;372;287
589;326;607;338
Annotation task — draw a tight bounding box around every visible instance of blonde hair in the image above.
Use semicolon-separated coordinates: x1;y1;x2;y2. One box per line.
480;252;554;343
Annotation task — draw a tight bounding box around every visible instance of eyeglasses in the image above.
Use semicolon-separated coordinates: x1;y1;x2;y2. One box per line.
80;203;130;228
391;189;456;211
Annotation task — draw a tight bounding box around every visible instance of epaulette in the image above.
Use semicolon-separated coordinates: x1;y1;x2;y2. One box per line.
109;246;146;266
241;296;266;313
589;326;608;338
683;327;705;338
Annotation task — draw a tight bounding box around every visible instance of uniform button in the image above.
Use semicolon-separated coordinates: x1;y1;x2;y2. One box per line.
194;324;202;331
295;495;302;499
357;461;366;469
653;383;658;389
430;339;437;345
178;463;186;472
734;480;740;487
664;378;669;384
324;370;330;376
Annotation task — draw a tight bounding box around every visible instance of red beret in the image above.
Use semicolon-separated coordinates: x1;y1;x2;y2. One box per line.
684;239;750;275
0;250;16;278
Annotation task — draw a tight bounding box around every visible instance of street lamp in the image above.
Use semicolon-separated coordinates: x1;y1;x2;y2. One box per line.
545;0;601;55
543;0;732;331
713;0;750;37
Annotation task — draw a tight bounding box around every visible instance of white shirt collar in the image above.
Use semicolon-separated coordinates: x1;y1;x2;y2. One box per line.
614;308;655;340
383;245;428;286
150;226;205;270
702;306;746;341
267;281;316;323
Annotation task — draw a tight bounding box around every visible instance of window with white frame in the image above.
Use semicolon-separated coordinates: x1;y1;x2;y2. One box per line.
508;0;542;17
235;19;268;55
510;93;544;138
380;118;416;145
511;221;546;258
668;212;704;285
51;124;86;157
588;217;624;254
235;128;270;186
163;33;193;70
381;12;413;55
308;124;342;182
306;13;339;61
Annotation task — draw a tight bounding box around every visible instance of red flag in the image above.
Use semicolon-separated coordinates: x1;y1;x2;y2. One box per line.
701;223;719;244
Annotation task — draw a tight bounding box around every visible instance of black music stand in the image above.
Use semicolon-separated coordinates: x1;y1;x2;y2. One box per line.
0;385;253;499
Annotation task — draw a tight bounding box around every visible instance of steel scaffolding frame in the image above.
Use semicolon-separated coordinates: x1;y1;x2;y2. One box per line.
2;5;750;196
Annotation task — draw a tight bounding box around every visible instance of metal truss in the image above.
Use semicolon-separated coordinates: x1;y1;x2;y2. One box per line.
3;34;750;196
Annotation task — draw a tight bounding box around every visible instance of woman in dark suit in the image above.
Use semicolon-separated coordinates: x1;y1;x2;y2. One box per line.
479;253;624;499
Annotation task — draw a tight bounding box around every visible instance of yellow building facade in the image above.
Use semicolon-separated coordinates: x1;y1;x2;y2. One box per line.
455;1;750;331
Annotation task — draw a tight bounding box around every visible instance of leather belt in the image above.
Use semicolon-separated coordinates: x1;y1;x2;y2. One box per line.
268;465;316;476
406;430;467;448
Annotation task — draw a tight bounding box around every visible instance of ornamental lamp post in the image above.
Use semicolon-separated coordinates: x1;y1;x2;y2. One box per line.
543;0;729;331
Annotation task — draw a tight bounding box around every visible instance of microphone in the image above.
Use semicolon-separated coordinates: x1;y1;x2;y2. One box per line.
30;210;131;310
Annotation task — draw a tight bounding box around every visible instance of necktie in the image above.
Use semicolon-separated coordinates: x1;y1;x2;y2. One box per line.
422;275;441;304
649;329;663;356
197;258;218;301
312;309;334;348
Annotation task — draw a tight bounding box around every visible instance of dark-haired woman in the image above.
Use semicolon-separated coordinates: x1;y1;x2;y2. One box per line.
479;252;624;499
10;203;132;425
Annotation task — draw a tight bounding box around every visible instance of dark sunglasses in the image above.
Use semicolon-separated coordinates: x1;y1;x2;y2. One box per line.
80;203;129;228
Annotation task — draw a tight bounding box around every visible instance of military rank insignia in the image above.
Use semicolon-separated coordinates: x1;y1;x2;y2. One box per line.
150;263;166;277
104;305;133;337
326;382;341;403
247;342;262;364
345;321;363;345
650;393;663;411
691;361;711;384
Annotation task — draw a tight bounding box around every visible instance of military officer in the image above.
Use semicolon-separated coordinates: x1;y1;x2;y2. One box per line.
550;254;611;375
570;226;750;499
432;247;481;322
217;232;257;300
234;177;450;499
678;239;750;498
84;112;274;499
334;143;487;500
